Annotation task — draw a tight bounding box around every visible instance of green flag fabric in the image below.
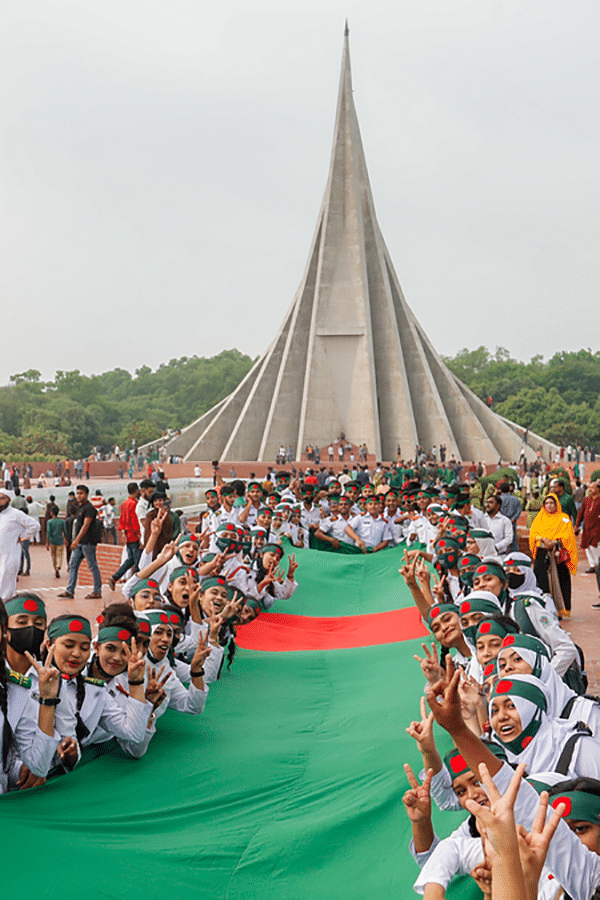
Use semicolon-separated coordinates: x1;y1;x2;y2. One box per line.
1;543;480;899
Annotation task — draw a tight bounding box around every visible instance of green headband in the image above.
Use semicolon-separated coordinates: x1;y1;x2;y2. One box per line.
476;618;518;641
4;593;46;619
473;562;507;583
551;791;600;824
169;566;199;584
459;554;481;570
145;611;174;631
130;578;161;597
491;677;547;711
177;533;200;547
460;597;502;617
200;576;228;593
97;626;134;646
469;530;494;540
48;616;92;642
500;633;550;660
427;602;459;625
260;543;284;557
444;749;469;780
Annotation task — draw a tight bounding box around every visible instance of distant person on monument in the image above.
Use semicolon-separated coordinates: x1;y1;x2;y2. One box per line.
58;484;102;600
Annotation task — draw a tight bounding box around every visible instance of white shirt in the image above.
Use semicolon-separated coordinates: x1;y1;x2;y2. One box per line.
319;515;355;544
413;818;483;895
483;511;513;555
346;512;392;548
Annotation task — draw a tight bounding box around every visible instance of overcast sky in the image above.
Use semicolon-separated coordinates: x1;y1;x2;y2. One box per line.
2;0;599;386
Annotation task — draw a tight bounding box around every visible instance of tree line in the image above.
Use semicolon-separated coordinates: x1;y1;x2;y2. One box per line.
1;345;598;460
0;350;255;460
443;346;600;449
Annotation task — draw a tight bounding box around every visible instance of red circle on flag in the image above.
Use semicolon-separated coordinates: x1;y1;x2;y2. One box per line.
449;753;467;773
552;796;572;817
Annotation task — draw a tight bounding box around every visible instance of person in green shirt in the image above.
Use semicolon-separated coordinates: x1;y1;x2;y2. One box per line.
551;478;578;524
45;507;66;578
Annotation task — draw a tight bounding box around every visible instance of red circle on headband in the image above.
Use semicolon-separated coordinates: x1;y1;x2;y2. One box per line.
479;622;492;634
430;607;440;619
139;621;150;634
502;635;516;647
23;599;38;612
461;559;470;567
449;753;467;773
438;540;446;548
148;580;158;589
226;523;234;530
187;568;195;577
169;614;179;624
476;565;487;574
117;629;131;641
484;663;495;677
495;679;513;694
552;796;572;817
190;534;198;542
159;613;169;623
69;620;84;632
460;601;471;613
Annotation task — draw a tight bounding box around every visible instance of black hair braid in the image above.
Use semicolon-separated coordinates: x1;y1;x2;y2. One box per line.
74;674;89;743
0;665;14;772
226;639;236;670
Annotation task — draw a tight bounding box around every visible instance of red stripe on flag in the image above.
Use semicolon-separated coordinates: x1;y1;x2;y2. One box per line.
236;607;428;652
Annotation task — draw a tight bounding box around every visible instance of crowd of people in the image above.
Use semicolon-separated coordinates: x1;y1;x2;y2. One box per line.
393;476;600;898
0;460;599;898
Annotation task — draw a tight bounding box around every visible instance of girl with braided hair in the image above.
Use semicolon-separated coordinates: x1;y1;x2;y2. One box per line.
43;614;152;758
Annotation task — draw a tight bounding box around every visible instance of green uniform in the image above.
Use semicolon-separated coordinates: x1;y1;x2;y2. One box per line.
46;517;65;545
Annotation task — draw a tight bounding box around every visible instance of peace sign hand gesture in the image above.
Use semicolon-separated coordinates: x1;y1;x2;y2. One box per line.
413;643;444;685
402;764;433;823
146;665;171;709
190;629;211;677
287;553;298;580
26;648;59;699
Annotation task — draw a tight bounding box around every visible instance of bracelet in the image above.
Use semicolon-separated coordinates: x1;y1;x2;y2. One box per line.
32;692;60;706
190;668;205;678
128;679;144;686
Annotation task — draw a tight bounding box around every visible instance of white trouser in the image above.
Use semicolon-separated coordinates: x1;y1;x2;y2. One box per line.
585;544;600;568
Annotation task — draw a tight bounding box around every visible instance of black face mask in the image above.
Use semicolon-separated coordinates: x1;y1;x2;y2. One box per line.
8;625;45;658
507;572;526;590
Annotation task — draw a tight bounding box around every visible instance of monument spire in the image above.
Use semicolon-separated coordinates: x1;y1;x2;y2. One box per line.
163;35;556;464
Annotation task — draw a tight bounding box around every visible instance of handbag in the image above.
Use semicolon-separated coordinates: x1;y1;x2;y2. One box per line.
554;539;570;565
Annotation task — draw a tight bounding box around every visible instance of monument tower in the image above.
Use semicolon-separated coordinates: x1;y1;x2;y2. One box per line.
164;29;555;464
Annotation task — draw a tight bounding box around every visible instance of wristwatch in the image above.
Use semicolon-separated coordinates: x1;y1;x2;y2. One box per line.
32;692;60;706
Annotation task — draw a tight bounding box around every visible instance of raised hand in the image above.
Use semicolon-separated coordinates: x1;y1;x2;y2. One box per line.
26;648;59;700
146;665;171;708
515;790;566;893
424;653;464;736
156;540;178;565
405;696;436;755
190;629;212;676
402;764;432;823
413;643;444;685
399;549;418;586
470;862;492;898
287;553;298;580
123;637;146;684
415;556;431;588
464;762;527;861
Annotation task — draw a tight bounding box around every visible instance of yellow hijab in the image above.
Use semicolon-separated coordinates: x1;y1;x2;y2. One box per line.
529;492;578;574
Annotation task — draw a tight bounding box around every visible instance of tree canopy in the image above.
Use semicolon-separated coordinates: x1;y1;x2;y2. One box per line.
443;346;600;448
0;350;255;459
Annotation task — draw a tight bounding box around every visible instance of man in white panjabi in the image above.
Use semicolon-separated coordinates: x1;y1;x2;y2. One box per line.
0;489;39;599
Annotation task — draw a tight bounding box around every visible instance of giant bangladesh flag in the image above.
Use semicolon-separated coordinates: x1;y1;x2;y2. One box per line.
1;543;480;898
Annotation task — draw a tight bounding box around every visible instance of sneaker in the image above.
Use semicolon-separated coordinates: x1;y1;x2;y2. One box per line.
58;591;74;599
85;592;102;599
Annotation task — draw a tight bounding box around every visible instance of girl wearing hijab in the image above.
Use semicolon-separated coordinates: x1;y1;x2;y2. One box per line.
503;552;578;677
497;634;600;737
529;492;578;618
489;674;600;778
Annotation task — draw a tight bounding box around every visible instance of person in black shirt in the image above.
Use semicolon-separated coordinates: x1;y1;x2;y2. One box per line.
58;485;102;599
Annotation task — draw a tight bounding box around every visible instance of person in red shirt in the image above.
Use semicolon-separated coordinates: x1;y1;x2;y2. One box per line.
108;482;141;590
